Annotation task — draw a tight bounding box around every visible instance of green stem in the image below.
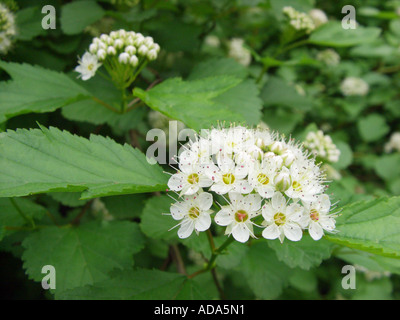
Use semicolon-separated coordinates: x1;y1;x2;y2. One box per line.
9;198;36;229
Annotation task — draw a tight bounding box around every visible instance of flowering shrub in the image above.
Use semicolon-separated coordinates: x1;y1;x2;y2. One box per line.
0;0;399;301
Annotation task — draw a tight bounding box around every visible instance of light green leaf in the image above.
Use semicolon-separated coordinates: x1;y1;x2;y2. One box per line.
15;6;46;41
0;198;47;241
57;269;207;300
22;221;145;293
268;236;334;270
374;154;400;182
326;196;400;258
140;195;178;241
62;75;146;133
237;242;291;299
0;61;89;123
309;22;381;47
133;76;259;131
0;126;167;199
61;0;105;35
357;114;389;142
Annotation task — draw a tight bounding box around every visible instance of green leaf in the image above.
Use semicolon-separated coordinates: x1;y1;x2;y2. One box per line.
0;198;47;241
261;76;312;111
15;6;46;41
325;196;400;258
309;22;381;47
57;269;207;300
237;242;291;299
133;76;259;131
357;114;389;142
268;236;334;270
0;126;167;199
22;221;145;293
140;195;178;241
374;154;400;182
0;61;89;123
188;58;262;126
62;75;146;133
61;0;105;35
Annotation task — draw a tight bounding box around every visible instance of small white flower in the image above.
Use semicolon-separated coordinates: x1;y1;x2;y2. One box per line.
248;158;280;198
228;38;251;67
384;132;400;153
147;49;158;61
309;9;328;28
168;163;212;196
304;130;341;163
302;194;335;240
317;49;340;67
262;192;304;243
285;159;324;202
206;157;252;195
75;52;101;81
283;6;315;34
215;192;261;243
170;192;214;238
138;44;148;56
340;77;369;96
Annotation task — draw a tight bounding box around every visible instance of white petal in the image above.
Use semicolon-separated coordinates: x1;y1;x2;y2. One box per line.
308;221;324;240
262;224;280;240
197;192;213;211
286;203;304;222
170;202;186;220
319;216;336;232
232;223;250;243
272;192;286;211
233;179;253;194
178;219;194;239
257;185;275;199
215;207;233;226
195;214;211;232
211;183;233;195
283;223;303;242
167;173;184;191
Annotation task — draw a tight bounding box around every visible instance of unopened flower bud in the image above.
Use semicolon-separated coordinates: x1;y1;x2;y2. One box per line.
274;170;291;192
118;52;130;64
130;55;139;67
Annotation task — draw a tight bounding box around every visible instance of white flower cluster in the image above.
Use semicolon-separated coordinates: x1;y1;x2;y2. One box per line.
309;9;328;28
317;49;340;67
340;77;369;96
384;132;400;153
304;130;341;163
167;126;336;243
228;38;251;67
75;29;160;81
0;3;16;54
283;6;315;34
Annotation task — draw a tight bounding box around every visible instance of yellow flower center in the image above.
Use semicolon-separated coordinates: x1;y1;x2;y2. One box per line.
257;173;269;185
188;207;200;219
222;173;235;185
274;212;286;226
187;173;199;185
87;64;94;71
292;180;302;191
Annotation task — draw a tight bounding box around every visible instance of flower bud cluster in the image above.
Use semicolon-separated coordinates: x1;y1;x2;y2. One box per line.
317;49;340;67
75;29;160;84
89;30;160;65
283;6;315;34
340;77;369;96
228;38;251;67
304;130;341;163
0;3;16;54
166;126;336;243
